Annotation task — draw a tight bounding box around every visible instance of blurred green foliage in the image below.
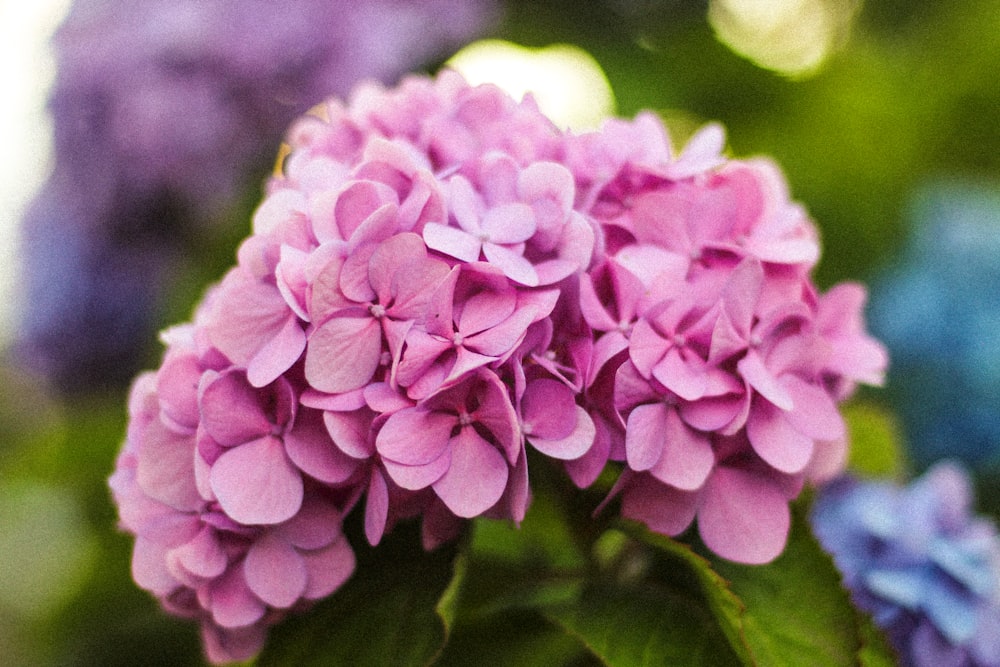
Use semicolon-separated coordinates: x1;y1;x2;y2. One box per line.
3;1;999;664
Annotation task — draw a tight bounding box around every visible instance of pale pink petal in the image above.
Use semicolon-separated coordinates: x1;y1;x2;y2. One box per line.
338;243;378;303
137;419;201;511
529;406;595;460
432;429;508;518
211;567;266;628
423;222;482;262
782;376;845;441
448;174;483;234
246;314;307;388
171;527;227;579
275;244;311;321
746;400;814;474
207;273;290;369
744;237;819;265
243;534;308;609
375;408;454;465
483;243;539;286
210;436;303;525
396;329;452;388
368;233;426;302
304;316;382;394
614;361;662;411
737;350;794;410
334;180;398;241
365;467;390;545
156;352;201;431
591;331;629;381
301;536;355;600
698;466;790;564
664;122;726;179
648;410;714;491
387;257;451;319
614;244;690;291
132;538;178;596
422;267;459;338
481;203;536;244
301;387;367;411
202;621;267;666
625;402;668;471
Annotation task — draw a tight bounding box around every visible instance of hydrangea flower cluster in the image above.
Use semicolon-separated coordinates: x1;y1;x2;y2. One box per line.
812;463;1000;666
19;0;496;393
868;181;1000;469
110;70;887;662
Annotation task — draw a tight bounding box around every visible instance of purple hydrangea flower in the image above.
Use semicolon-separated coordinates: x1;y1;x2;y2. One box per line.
18;0;497;393
812;463;1000;666
111;71;887;661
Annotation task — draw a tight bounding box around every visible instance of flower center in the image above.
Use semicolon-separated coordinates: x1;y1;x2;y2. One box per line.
457;411;474;427
368;303;386;319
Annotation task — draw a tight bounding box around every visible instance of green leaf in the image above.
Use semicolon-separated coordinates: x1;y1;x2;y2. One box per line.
544;580;743;666
624;526;753;664
257;522;459;667
435;610;594;667
707;503;864;667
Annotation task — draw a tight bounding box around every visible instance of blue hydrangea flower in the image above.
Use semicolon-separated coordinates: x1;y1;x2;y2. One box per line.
812;463;1000;666
17;0;497;393
868;181;1000;468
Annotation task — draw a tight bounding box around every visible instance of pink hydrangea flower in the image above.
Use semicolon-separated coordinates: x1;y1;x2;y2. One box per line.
111;70;887;662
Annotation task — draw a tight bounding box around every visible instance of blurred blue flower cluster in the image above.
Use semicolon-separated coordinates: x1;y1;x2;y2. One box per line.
16;0;496;394
868;181;1000;469
812;463;1000;666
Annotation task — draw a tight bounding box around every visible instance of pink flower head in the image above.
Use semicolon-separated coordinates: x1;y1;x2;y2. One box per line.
111;70;888;660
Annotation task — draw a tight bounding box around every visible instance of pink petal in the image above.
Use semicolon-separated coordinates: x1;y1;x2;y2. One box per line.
698;466;790;564
746;400;814;474
301;536;355;600
529;406;595;460
338;243;378;303
368;233;426;302
621;474;699;537
381;452;451;490
375;408;454;465
171;527;227;580
246;314;306;388
521;378;577;440
458;288;517;336
199;371;271;447
274;498;343;550
322;410;375;459
132;538;177;596
782;376;845;441
210;436;303;525
365;467;390;545
648;409;714;491
470;373;521;463
137;419;201;511
565;415;612;488
737;350;794;411
210;567;266;628
447;174;483;233
207;273;290;369
423;222;482;262
156;352;201;431
625;402;668;472
481;203;536;244
304;315;382;394
285;412;360;484
679;393;746;432
432;429;508;518
483;243;539;286
578;271;620;331
243;534;307;609
395;329;452;388
627;318;665;379
652;347;709;402
334;180;398;241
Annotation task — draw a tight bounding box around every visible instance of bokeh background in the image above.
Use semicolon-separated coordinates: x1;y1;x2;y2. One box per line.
1;1;998;664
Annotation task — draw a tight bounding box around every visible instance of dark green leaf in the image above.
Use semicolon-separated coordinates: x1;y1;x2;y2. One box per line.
544;580;743;667
258;523;459;667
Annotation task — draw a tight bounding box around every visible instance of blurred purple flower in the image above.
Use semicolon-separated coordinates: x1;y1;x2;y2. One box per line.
18;0;497;393
812;463;1000;666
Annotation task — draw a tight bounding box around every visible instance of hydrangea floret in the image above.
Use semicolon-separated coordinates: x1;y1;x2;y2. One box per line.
812;463;1000;666
110;70;887;663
